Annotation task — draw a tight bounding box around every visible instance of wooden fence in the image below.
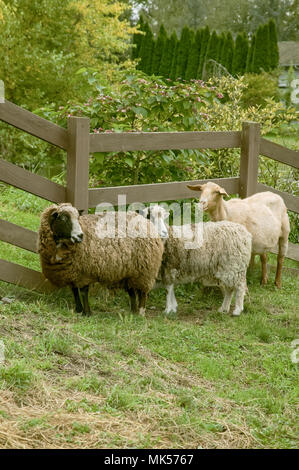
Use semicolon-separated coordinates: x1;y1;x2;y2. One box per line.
0;99;298;292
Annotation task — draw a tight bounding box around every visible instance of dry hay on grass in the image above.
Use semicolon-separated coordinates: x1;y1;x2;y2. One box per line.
0;357;259;449
0;308;261;448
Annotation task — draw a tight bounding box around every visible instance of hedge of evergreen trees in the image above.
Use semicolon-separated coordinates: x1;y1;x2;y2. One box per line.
133;18;279;80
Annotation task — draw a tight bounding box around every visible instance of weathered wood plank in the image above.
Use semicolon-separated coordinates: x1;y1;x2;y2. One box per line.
260;138;299;169
67;117;90;212
267;263;299;276
88;177;240;207
270;242;299;262
0;219;38;253
0;259;57;293
89;131;242;153
239;122;260;198
0;159;66;202
0;100;68;150
256;183;299;214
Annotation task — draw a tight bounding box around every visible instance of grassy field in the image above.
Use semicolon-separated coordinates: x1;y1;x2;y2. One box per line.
0;185;298;449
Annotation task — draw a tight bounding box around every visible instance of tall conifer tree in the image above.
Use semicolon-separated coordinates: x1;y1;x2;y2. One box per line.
269;19;279;70
159;31;177;78
138;21;154;75
132;16;145;60
232;33;248;76
246;33;256;73
252;24;270;72
170;39;179;80
175;26;192;79
185;29;202;81
222;32;234;73
151;24;167;75
197;26;210;79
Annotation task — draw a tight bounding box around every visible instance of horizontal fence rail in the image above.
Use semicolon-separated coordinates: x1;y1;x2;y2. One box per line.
89;177;239;207
0;220;38;253
0;159;66;203
0;100;69;150
0;259;56;293
89;131;242;153
257;183;299;213
260;137;299;169
271;242;299;263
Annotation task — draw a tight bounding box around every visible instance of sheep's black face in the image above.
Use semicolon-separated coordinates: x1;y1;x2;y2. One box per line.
49;210;83;244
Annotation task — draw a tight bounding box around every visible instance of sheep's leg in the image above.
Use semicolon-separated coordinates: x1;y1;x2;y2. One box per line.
127;287;138;313
218;287;233;313
275;237;288;289
249;254;256;270
164;284;178;314
275;254;284;289
72;287;83;313
232;284;246;316
137;290;147;316
81;285;91;316
260;253;268;285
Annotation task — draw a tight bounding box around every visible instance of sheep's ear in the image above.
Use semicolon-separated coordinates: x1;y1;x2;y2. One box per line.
78;209;84;216
187;184;203;192
139;208;149;218
49;210;58;229
217;188;228;197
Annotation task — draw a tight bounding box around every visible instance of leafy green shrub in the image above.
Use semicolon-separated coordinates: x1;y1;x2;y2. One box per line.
56;70;221;186
240;72;280;108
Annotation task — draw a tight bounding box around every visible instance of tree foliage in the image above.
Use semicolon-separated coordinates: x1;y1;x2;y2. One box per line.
151;24;167;75
137;21;154;74
185;29;201;81
251;23;270;73
268;19;279;70
133;18;279;80
0;0;136;107
232;33;249;76
159;32;177;78
134;0;299;41
175;26;192;79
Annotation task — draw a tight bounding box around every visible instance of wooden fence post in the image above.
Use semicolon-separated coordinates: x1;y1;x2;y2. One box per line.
239;121;260;198
66;116;90;212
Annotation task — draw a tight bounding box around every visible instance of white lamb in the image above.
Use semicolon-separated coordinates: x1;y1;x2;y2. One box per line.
187;182;290;288
141;205;252;316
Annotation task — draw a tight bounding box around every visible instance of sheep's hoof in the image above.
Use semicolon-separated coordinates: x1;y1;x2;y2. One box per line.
218;306;229;314
164;310;177;319
232;309;241;316
139;308;146;317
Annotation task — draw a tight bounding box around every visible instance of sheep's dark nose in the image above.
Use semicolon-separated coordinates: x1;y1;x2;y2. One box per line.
72;233;83;243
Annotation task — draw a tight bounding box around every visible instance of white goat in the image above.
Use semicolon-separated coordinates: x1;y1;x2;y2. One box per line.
187;182;290;288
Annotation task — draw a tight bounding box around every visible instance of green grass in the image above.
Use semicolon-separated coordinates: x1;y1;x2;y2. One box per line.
0;183;298;449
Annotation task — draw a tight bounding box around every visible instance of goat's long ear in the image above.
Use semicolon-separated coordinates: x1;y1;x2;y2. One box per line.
217;188;228;197
187;184;203;192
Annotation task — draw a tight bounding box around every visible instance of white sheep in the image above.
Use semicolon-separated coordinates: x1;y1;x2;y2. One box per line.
187;182;290;288
142;205;252;316
37;203;164;315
